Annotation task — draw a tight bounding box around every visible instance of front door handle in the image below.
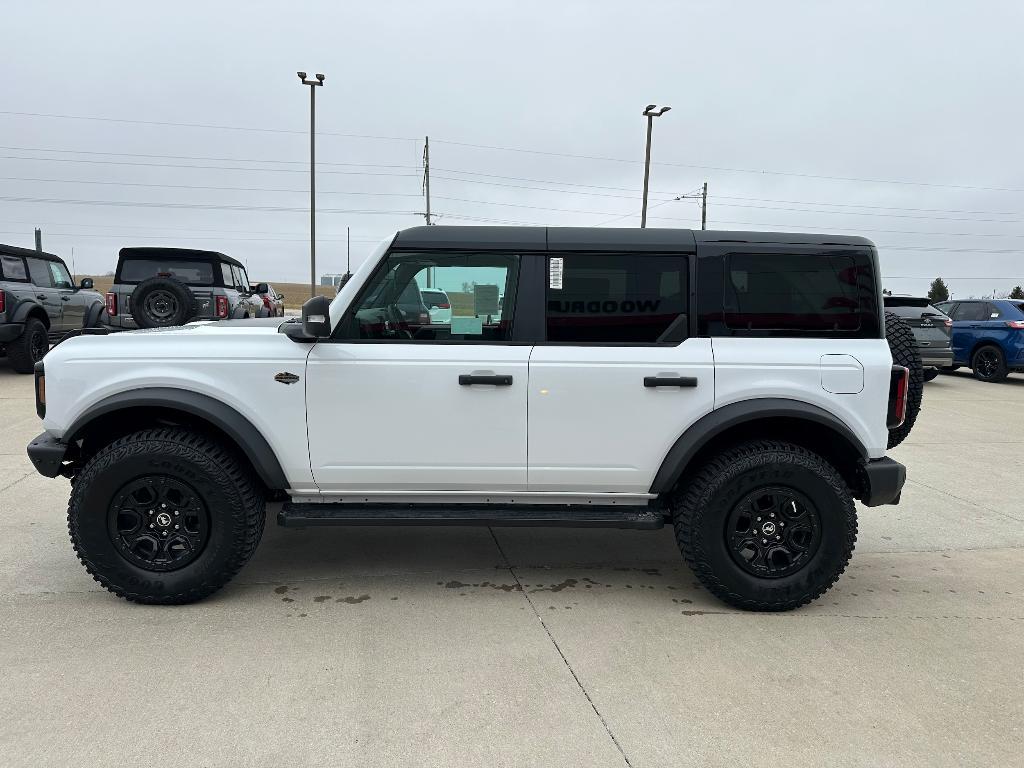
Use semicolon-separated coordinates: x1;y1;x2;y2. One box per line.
459;374;513;386
60;296;70;302
644;376;698;388
37;294;47;300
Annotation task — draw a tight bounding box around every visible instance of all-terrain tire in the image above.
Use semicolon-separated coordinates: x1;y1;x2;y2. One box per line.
130;277;194;328
68;428;265;604
7;317;48;373
672;440;857;611
885;310;923;449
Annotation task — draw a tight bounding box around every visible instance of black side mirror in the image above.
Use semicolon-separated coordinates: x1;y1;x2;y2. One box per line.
255;282;269;294
302;295;331;338
79;278;94;290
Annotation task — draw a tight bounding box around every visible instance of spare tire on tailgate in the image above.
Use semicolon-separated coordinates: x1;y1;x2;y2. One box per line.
130;277;194;328
885;310;923;449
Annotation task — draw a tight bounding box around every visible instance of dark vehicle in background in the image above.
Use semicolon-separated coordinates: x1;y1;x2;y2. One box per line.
883;295;953;381
250;283;285;317
933;299;1024;382
0;243;106;373
106;247;267;329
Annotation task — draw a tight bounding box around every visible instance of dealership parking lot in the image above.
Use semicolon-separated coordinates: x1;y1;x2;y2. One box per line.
1;366;1022;767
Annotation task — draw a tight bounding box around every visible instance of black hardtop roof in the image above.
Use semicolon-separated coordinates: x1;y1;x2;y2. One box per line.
0;242;64;261
390;226;874;251
117;247;244;269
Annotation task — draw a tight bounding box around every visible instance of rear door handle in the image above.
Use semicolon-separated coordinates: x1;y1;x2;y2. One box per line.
459;374;513;386
644;376;698;388
60;296;70;302
37;294;47;300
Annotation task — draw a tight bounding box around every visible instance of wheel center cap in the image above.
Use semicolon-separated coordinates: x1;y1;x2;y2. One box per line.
155;512;172;527
761;521;777;536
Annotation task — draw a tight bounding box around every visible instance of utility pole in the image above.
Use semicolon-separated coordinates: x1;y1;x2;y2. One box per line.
701;182;708;230
422;135;432;226
34;228;42;252
346;226;351;274
298;71;325;298
640;105;671;228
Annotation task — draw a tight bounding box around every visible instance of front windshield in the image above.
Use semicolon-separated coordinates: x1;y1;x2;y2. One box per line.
328;235;392;327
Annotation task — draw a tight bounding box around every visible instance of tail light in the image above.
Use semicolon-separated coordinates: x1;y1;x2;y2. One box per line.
0;290;6;314
437;303;450;309
419;311;429;325
887;366;910;429
105;292;117;316
944;318;952;329
1006;320;1024;329
215;295;229;319
261;295;272;310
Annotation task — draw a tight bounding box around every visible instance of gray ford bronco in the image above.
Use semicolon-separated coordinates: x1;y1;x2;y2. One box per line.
0;243;106;373
105;247;268;329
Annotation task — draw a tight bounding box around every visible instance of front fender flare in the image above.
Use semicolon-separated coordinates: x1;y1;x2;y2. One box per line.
649;398;869;494
65;388;288;489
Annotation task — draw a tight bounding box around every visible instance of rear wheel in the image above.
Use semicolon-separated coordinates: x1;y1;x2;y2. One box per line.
68;428;266;604
922;368;939;382
671;440;856;611
971;345;1008;383
7;317;49;373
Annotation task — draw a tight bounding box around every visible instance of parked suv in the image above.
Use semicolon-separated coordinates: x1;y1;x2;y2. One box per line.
883;295;952;381
105;247;267;329
933;299;1024;382
250;283;285;317
28;227;914;611
0;243;106;373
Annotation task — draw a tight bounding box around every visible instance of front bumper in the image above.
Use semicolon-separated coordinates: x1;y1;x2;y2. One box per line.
0;323;24;343
27;432;68;478
918;347;954;368
859;457;906;506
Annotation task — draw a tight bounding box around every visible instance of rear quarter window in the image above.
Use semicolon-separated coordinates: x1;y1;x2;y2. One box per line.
724;253;862;332
0;254;28;281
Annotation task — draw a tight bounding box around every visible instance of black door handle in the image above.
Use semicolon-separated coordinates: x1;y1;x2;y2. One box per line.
60;296;70;301
37;294;47;300
459;374;513;386
644;376;698;388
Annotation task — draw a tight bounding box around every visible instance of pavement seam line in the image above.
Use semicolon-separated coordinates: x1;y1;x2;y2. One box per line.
904;478;1024;524
487;527;633;768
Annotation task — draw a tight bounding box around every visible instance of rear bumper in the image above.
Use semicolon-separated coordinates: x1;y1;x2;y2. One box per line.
859;457;906;507
918;347;954;368
0;323;24;343
27;432;68;478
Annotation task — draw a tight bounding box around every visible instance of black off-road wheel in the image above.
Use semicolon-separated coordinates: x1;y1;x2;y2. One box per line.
68;428;265;604
885;310;923;449
971;345;1009;383
672;440;857;611
7;317;49;373
130;277;194;328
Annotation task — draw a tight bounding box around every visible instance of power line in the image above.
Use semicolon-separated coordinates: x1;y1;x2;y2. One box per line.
0;194;419;215
0;217;389;239
0;110;417;142
0;174;423;198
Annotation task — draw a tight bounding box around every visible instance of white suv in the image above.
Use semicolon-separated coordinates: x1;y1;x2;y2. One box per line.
27;227;912;610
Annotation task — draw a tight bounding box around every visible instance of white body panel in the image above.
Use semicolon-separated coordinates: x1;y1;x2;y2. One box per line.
305;343;531;491
528;339;715;493
40;323;318;491
712;337;893;459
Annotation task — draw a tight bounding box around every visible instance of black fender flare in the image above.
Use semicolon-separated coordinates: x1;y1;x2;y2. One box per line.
11;300;51;328
66;388;288;489
83;301;106;328
649;398;869;494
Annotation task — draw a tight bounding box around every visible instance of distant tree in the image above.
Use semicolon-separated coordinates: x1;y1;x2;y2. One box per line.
927;277;950;303
1010;286;1024;299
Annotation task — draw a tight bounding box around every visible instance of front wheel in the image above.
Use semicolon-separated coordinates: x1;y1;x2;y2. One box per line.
68;428;266;604
672;440;857;611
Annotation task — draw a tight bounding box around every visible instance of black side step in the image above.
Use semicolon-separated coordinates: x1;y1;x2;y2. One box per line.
278;503;664;529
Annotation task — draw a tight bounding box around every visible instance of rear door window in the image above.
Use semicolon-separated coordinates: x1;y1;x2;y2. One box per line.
119;259;215;285
25;257;53;288
954;302;987;321
545;254;688;343
0;254;28;281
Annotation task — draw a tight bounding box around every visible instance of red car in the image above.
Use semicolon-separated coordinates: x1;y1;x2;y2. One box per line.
250;283;285;317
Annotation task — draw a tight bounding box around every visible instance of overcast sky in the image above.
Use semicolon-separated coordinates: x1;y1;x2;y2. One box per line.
4;1;1024;297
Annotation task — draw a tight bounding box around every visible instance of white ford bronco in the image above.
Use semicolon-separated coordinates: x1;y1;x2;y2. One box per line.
27;227;916;610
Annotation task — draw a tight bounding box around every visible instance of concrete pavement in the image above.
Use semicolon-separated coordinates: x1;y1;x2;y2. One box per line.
1;363;1022;767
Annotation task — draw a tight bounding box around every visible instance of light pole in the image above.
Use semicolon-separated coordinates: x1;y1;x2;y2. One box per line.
298;71;324;297
640;104;670;228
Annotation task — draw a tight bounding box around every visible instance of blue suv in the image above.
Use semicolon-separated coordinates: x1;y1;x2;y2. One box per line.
934;299;1024;382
